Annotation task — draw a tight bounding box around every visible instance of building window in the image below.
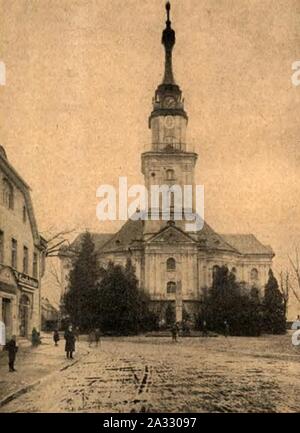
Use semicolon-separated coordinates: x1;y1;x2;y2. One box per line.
23;206;27;223
11;239;17;269
0;230;3;263
250;268;259;280
2;178;14;209
33;252;38;278
23;246;29;274
167;281;176;294
167;257;176;271
212;265;220;276
166;169;175;181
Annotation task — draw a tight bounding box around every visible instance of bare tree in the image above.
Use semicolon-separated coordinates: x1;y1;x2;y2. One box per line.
288;248;300;305
279;270;290;317
40;228;76;257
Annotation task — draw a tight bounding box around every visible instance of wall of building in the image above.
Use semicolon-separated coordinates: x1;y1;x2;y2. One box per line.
0;167;37;275
0;165;42;338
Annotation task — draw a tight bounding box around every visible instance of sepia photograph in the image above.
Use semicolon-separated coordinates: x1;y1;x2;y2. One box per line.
0;0;300;417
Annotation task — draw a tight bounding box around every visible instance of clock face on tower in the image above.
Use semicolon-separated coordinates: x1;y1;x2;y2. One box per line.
163;96;176;109
164;115;175;129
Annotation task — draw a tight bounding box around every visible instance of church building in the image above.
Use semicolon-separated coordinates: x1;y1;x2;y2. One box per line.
59;3;274;324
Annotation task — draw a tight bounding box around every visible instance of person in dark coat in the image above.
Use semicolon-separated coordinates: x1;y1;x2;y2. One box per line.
88;329;95;347
31;327;41;347
224;320;230;338
95;328;101;347
64;325;76;359
5;335;18;372
53;329;60;346
171;322;179;342
202;320;208;337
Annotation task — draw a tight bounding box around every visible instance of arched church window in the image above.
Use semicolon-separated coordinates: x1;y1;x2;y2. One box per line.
167;281;176;294
250;268;259;280
166;169;175;180
2;178;14;209
167;257;176;271
212;265;220;276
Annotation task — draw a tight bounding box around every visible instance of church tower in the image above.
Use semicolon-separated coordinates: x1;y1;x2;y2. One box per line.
141;2;198;235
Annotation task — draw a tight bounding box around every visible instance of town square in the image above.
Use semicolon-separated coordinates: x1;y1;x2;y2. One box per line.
1;333;300;413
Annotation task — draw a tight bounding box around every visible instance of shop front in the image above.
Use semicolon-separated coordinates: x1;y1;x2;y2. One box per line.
16;272;39;338
0;266;18;338
0;266;39;339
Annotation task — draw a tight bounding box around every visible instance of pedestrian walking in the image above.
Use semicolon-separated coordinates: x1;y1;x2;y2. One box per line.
5;335;18;372
88;329;95;347
171;322;179;342
53;329;60;346
64;325;76;359
95;328;101;348
31;327;41;347
202;319;208;337
224;320;230;338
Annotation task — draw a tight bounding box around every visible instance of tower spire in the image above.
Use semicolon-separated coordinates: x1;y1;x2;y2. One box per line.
162;2;175;84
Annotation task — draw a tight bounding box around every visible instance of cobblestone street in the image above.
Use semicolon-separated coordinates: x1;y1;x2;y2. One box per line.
1;334;300;413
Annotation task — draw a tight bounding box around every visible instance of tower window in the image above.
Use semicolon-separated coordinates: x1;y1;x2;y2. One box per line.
167;281;176;294
167;257;176;271
166;169;175;180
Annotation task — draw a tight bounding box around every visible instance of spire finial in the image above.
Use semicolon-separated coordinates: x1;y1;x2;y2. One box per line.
166;1;171;23
162;2;175;84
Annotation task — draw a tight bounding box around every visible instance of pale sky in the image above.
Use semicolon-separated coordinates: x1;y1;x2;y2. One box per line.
1;0;300;310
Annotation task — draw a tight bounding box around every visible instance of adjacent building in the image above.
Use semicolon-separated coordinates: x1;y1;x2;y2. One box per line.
59;4;274;325
0;145;46;338
41;297;59;331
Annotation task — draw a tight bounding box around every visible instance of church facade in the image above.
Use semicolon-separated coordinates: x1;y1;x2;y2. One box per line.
59;3;274;324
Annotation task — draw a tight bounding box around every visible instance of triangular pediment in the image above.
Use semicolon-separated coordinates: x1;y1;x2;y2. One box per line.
148;224;196;244
0;266;18;294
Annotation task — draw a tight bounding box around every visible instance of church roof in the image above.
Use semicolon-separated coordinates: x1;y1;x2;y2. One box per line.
220;234;274;256
196;221;238;253
101;219;144;253
148;223;197;244
60;223;274;258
